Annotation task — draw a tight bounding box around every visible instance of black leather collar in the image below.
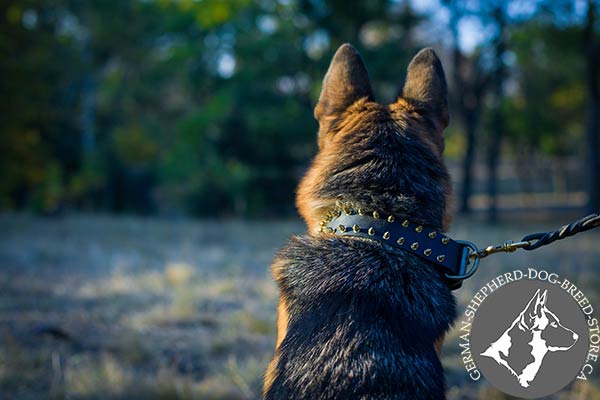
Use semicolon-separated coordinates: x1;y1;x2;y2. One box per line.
323;211;478;290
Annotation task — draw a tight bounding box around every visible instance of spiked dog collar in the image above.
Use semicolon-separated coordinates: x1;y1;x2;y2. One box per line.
322;210;479;290
321;211;600;291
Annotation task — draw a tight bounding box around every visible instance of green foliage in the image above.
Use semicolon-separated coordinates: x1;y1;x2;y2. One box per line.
504;20;586;157
0;1;82;208
0;0;595;216
30;161;63;214
69;153;107;207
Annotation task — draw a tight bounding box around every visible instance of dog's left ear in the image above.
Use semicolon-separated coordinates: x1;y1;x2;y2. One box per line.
315;44;374;143
402;48;449;147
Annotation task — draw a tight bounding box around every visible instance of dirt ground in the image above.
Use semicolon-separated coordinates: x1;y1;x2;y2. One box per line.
1;214;599;399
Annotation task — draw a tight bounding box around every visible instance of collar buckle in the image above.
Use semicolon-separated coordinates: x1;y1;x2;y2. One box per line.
444;240;480;290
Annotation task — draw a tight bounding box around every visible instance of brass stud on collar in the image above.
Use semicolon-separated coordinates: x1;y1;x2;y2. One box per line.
326;227;334;233
441;237;449;245
383;231;390;240
339;224;346;232
437;255;446;262
402;220;409;227
415;225;423;233
368;227;375;236
397;237;405;245
387;215;395;223
428;231;436;239
358;208;365;216
424;248;432;256
343;207;351;215
411;242;419;250
352;224;360;233
372;211;380;219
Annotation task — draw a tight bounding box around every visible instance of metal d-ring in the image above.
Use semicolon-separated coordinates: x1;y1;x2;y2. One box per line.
445;240;480;281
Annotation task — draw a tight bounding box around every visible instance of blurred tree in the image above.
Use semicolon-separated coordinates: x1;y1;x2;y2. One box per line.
584;0;600;213
156;0;316;216
506;15;585;156
500;2;593;212
444;0;491;215
0;1;82;213
450;0;589;220
486;3;507;223
440;0;510;221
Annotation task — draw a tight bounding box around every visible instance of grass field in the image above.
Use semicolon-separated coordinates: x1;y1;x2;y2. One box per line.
1;213;600;399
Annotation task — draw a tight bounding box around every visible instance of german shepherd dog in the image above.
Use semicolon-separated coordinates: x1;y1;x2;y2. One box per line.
263;44;456;399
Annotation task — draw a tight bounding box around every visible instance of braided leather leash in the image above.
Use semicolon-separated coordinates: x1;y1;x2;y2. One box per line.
523;213;600;250
475;213;600;258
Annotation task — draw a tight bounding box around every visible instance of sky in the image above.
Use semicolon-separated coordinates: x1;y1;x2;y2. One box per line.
409;0;591;53
409;0;488;53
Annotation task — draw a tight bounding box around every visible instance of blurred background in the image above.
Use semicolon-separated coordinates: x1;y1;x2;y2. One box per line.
1;0;599;399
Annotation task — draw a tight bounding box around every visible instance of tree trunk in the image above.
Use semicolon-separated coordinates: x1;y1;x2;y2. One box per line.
81;72;96;155
448;2;484;215
81;32;96;156
585;0;600;213
460;112;478;213
487;7;506;223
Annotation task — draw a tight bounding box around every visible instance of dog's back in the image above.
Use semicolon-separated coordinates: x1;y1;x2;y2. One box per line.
264;44;456;399
266;236;454;399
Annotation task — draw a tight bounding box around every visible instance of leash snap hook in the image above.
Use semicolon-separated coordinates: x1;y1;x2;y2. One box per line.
474;239;533;259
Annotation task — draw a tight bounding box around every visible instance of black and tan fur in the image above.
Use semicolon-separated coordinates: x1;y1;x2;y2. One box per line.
264;44;456;400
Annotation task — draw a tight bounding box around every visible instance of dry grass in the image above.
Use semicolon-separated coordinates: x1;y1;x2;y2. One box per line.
0;213;599;399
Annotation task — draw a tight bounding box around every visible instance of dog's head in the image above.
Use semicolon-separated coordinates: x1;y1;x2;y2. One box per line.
520;289;579;351
297;44;452;234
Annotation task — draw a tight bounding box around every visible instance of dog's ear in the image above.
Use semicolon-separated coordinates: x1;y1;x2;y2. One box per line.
315;43;374;142
520;289;542;329
401;48;449;146
523;289;548;323
534;289;548;316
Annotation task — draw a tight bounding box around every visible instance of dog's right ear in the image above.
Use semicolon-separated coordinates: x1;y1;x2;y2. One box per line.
314;43;374;144
401;48;449;149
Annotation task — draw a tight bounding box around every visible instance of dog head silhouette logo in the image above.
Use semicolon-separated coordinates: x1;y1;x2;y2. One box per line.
480;289;579;388
470;279;589;398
